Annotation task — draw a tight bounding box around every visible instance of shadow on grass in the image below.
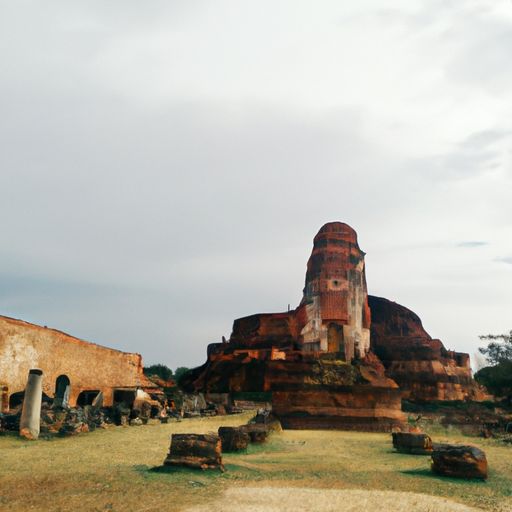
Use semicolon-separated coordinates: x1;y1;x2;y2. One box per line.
132;464;228;486
140;464;223;475
401;468;488;484
223;463;263;475
134;462;270;482
386;449;432;456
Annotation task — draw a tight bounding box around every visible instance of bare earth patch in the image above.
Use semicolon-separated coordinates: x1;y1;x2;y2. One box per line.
185;487;483;512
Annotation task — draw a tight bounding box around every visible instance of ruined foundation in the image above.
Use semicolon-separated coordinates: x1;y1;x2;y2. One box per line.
273;387;404;431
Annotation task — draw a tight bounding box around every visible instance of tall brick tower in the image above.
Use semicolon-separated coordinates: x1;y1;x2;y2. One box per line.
299;222;371;361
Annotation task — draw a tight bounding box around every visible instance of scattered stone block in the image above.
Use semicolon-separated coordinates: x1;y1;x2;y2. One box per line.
218;426;250;452
164;433;224;471
241;424;269;443
392;432;433;455
431;444;488;480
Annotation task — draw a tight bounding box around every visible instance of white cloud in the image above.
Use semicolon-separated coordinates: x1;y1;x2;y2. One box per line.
0;0;511;367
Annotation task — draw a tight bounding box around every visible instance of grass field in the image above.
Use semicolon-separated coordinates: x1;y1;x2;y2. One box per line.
0;412;511;512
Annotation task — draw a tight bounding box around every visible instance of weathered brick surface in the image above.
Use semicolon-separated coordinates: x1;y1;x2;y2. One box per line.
368;296;483;401
0;315;156;410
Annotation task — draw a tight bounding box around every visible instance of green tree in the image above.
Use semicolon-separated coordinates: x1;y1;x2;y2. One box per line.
143;364;174;381
478;331;512;365
475;330;512;403
174;366;190;384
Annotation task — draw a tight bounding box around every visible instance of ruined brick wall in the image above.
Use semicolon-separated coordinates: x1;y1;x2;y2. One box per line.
0;315;154;410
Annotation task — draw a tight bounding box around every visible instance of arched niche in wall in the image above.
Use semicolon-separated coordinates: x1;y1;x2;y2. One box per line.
54;374;71;407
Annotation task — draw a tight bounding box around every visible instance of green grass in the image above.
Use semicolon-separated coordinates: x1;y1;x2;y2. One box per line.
0;413;510;511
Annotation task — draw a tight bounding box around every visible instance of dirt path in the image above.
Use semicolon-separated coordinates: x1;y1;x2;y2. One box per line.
185;487;483;512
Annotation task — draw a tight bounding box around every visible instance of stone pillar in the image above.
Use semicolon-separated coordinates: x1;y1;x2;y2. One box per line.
19;369;43;440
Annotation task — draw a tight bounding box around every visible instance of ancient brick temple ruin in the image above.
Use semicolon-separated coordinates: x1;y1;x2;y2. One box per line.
182;222;483;430
0;315;158;413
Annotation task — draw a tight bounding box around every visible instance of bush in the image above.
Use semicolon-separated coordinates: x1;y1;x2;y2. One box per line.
474;361;512;403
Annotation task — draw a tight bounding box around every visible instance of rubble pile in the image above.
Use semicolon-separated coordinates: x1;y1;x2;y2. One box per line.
0;402;112;437
0;410;20;432
180;392;241;417
0;387;244;440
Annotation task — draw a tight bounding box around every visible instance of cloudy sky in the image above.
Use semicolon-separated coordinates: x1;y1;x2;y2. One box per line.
1;0;511;369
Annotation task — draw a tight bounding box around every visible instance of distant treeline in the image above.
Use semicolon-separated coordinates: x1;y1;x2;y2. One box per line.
143;363;190;383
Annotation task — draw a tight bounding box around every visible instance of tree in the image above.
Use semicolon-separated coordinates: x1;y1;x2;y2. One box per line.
478;330;512;365
143;364;174;381
475;330;512;403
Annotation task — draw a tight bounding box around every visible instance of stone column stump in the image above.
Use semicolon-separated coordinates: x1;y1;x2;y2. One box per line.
19;369;43;440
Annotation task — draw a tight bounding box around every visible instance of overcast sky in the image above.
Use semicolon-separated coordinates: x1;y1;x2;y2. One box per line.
1;0;511;370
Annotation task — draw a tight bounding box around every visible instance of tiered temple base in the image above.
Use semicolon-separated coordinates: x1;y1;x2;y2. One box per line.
272;386;404;431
